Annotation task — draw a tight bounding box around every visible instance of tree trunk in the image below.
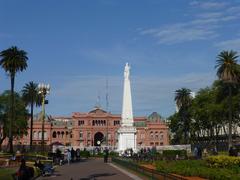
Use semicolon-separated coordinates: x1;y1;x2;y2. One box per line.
30;101;34;150
0;135;6;152
228;85;232;149
41;94;45;152
215;125;220;151
9;75;15;153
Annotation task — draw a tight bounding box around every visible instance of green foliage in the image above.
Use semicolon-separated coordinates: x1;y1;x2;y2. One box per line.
80;150;90;158
215;50;239;83
169;81;240;146
0;91;29;143
206;155;240;168
173;88;192;144
0;168;16;180
0;46;28;75
109;151;119;157
155;159;240;180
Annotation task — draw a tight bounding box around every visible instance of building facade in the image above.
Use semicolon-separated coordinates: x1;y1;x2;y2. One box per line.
12;107;169;149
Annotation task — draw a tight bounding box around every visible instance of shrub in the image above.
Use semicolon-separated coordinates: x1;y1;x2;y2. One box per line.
109;151;118;157
80;150;90;158
206;155;240;168
162;150;187;160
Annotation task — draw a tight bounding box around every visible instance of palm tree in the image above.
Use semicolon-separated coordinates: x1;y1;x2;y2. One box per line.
215;50;239;148
175;88;192;144
22;81;41;150
175;88;192;110
0;46;28;153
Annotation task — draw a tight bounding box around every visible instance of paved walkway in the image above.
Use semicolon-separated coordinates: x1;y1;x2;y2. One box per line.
37;158;142;180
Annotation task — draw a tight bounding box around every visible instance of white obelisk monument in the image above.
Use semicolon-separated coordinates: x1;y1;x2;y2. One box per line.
117;63;137;153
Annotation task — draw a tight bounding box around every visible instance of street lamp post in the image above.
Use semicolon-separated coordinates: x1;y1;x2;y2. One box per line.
38;83;50;152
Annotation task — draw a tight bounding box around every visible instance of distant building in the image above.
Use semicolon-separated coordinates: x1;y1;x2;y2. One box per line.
7;107;169;149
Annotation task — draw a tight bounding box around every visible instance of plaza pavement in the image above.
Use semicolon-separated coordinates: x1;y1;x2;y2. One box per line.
37;158;142;180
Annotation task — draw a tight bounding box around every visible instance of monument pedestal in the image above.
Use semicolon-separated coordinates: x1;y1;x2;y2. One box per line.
118;126;137;153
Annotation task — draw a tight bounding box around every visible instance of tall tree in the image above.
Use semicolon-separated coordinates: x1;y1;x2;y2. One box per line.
22;81;41;149
215;50;239;148
0;91;28;151
191;86;226;149
0;46;28;153
175;88;192;144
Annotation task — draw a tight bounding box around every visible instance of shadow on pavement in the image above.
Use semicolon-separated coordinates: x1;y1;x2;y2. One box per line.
79;173;116;180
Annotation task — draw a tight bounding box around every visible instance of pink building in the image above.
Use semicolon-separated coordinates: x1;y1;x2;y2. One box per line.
11;107;169;149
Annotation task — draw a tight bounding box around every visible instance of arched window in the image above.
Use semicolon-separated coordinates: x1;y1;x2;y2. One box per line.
155;131;158;139
150;131;154;138
159;131;164;140
38;131;41;139
61;131;64;138
44;131;47;139
52;131;56;138
34;131;38;139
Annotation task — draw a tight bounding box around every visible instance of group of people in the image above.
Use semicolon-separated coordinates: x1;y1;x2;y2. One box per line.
66;148;81;164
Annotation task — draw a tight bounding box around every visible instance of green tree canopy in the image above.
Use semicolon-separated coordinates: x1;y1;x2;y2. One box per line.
0;91;29;150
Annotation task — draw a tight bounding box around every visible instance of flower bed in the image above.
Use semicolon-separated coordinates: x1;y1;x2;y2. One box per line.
206;155;240;168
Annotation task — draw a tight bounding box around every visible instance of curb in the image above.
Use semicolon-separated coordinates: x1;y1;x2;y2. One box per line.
109;163;143;180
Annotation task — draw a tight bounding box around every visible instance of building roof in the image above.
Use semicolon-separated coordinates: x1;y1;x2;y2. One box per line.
88;107;107;114
147;112;162;122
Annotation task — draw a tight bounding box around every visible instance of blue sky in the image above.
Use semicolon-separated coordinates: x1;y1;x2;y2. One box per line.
1;0;240;118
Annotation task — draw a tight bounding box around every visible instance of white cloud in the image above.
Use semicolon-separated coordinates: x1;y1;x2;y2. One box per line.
215;38;240;52
190;1;228;9
139;1;239;45
140;20;219;45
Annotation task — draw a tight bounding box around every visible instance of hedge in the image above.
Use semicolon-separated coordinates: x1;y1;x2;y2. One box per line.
162;150;187;160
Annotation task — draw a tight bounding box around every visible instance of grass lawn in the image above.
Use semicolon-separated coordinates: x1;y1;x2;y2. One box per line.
155;159;240;180
0;168;16;180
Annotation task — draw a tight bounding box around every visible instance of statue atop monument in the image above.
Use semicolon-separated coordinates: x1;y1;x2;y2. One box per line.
124;63;130;80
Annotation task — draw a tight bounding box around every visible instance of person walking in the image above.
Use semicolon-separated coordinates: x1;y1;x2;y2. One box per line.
103;147;109;163
17;159;31;180
76;148;81;161
193;146;198;159
67;149;71;165
71;148;75;162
